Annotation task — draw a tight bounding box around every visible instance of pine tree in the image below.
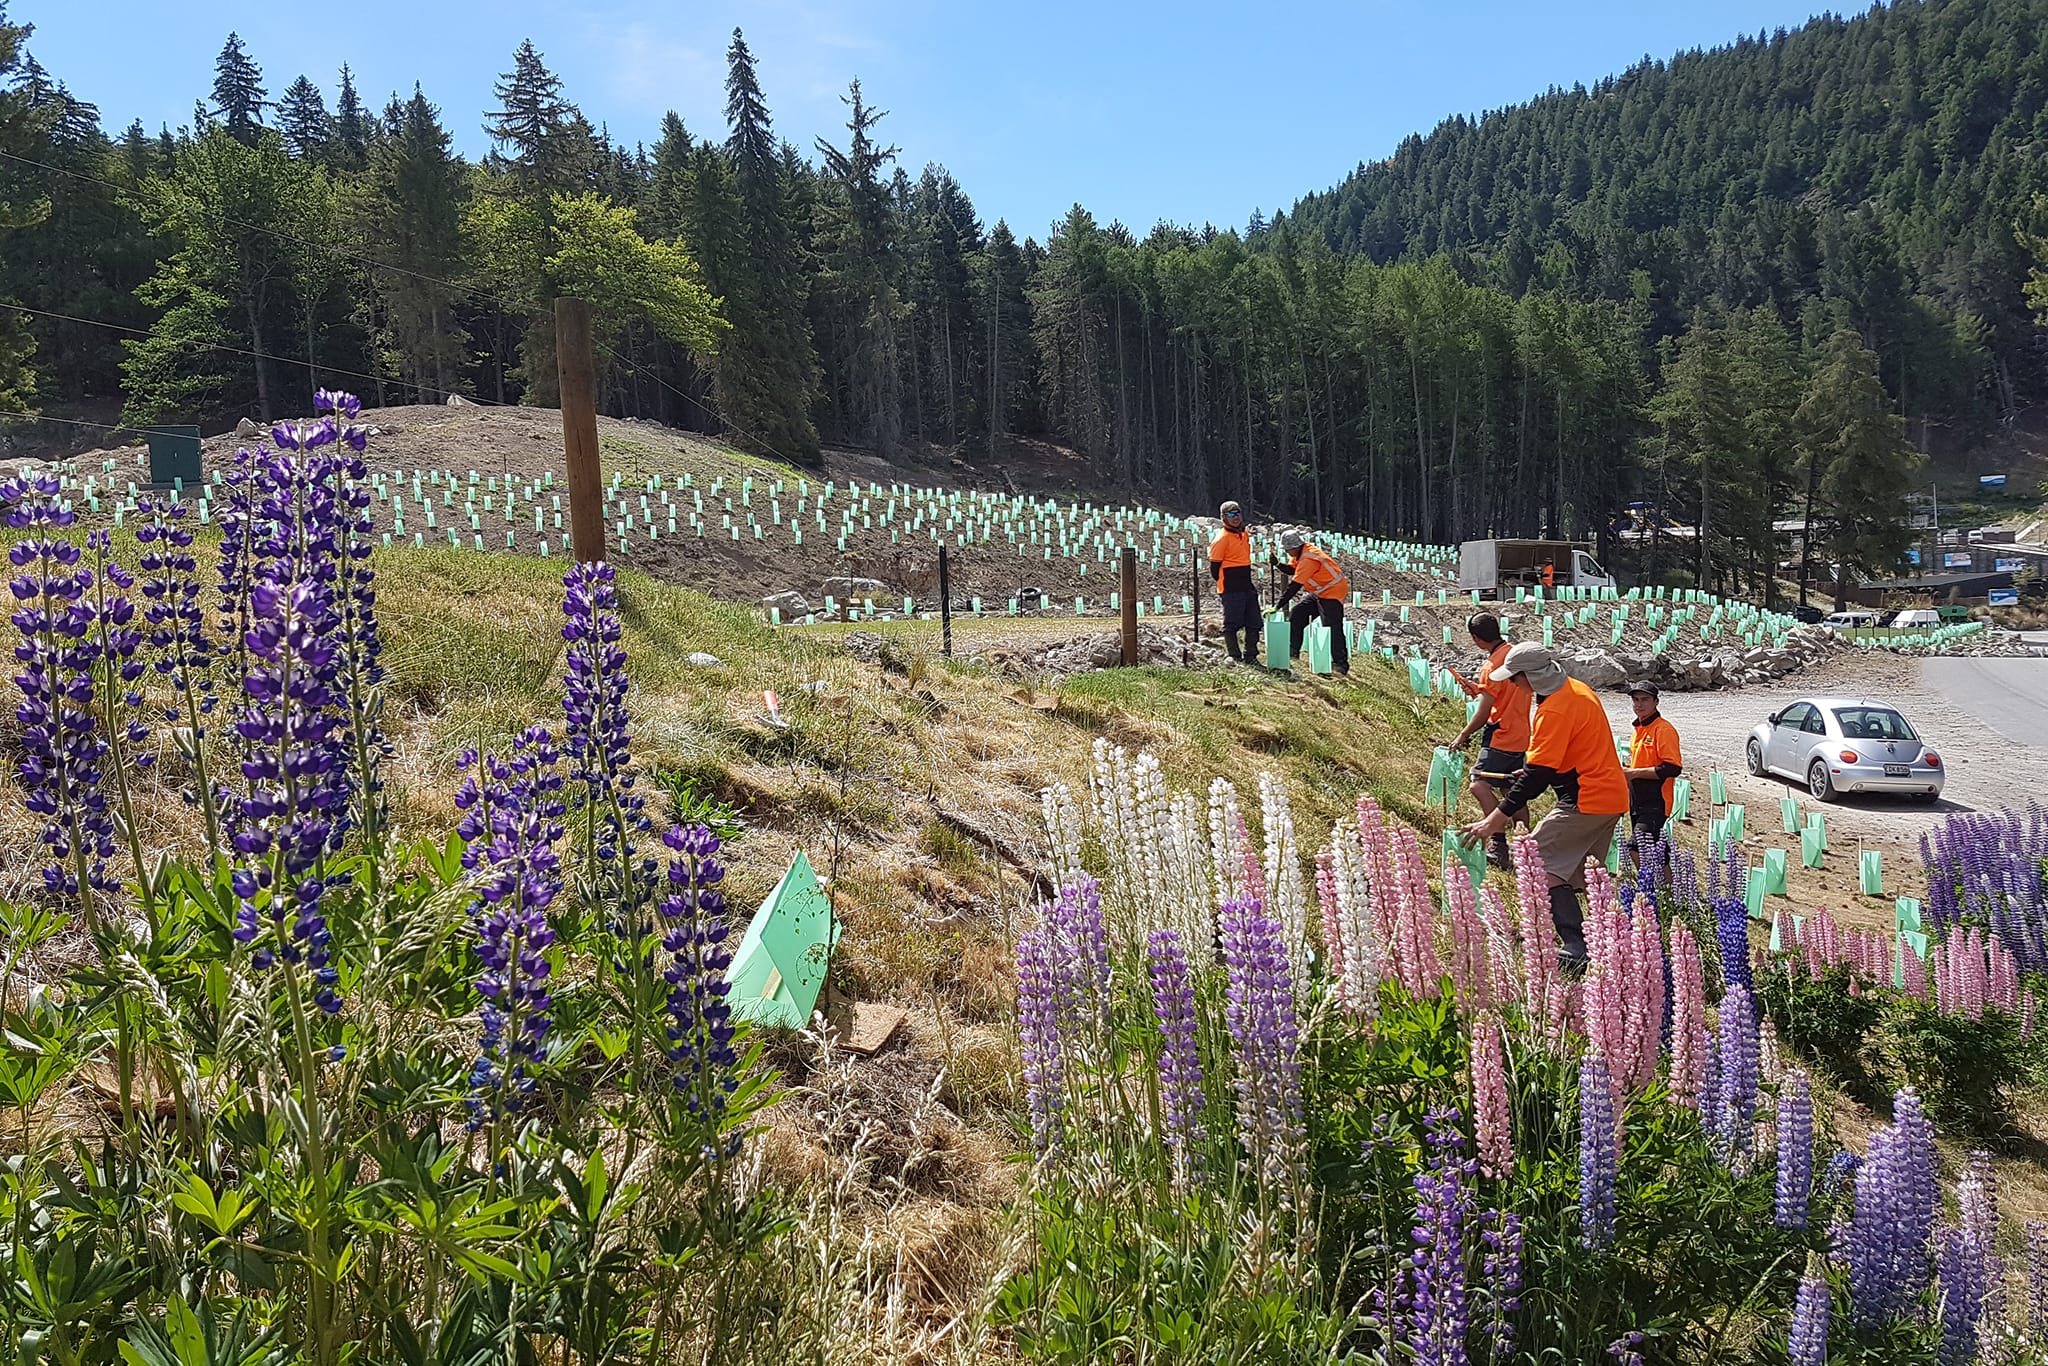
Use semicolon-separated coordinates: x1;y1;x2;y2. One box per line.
487;40;579;195
333;63;369;166
0;5;48;411
210;33;267;144
277;76;331;161
357;85;468;401
1798;328;1922;609
814;79;903;451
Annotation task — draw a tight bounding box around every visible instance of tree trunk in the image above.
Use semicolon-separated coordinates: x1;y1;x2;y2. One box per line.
247;293;274;420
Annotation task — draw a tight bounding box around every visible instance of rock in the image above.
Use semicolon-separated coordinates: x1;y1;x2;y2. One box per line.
447;394;473;407
843;632;884;664
1562;648;1628;689
821;576;890;602
761;590;810;618
686;652;723;668
234;417;260;438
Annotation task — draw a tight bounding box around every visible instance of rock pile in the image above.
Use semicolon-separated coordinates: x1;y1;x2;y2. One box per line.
1000;626;1228;679
1551;624;1843;691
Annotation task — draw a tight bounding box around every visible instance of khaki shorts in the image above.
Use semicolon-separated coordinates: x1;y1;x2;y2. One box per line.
1532;805;1621;888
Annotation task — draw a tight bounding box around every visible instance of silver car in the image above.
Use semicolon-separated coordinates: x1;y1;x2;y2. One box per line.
1745;697;1944;803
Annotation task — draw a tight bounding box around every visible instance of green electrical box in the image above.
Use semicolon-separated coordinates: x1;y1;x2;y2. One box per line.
145;425;201;486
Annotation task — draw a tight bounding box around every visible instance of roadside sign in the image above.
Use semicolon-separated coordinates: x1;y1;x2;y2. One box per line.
1989;588;2018;607
1979;474;2007;488
1994;558;2025;573
1943;551;1973;568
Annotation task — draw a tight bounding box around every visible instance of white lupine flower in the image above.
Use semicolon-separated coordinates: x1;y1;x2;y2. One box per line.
1258;771;1309;984
1329;820;1381;1020
1209;777;1244;908
1040;782;1085;891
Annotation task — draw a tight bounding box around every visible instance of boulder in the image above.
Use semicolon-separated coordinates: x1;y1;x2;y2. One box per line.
821;576;889;602
761;590;810;619
234;416;261;438
686;651;723;668
446;393;473;407
1562;648;1628;689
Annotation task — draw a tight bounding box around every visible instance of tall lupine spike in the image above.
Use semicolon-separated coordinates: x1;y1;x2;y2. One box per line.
561;561;654;920
1845;1088;1939;1326
1384;824;1444;999
1314;848;1346;990
1045;875;1112;1045
137;494;221;849
1510;831;1560;1023
4;471;117;914
1257;771;1308;982
1146;928;1206;1187
659;823;740;1157
1233;809;1266;906
1666;921;1710;1110
1578;1053;1619;1249
1163;789;1215;954
1208;777;1244;907
2024;1220;2047;1335
1401;1108;1475;1366
1787;1271;1830;1366
1937;1219;1992;1366
1358;795;1399;947
1219;895;1305;1197
1471;1012;1512;1181
1016;929;1067;1155
1714;984;1760;1164
1713;892;1754;994
454;727;565;1131
1958;1151;2006;1330
1328;821;1382;1019
1445;860;1491;1012
1478;1209;1523;1362
1476;886;1519;1008
1040;781;1085;892
1774;1071;1813;1229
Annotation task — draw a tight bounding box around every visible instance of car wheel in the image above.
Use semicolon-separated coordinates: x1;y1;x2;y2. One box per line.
1745;738;1766;777
1911;791;1939;805
1808;759;1836;803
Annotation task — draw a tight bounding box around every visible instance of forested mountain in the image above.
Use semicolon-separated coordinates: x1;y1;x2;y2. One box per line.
0;0;2045;600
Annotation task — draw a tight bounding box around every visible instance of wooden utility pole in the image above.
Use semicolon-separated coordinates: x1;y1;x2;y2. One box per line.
1120;548;1139;666
556;296;606;563
938;543;954;657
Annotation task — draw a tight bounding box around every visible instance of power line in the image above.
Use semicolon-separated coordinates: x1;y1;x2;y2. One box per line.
0;300;508;408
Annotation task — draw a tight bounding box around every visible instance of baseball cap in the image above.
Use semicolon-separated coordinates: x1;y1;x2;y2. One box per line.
1489;641;1567;694
1220;501;1243;518
1626;679;1660;697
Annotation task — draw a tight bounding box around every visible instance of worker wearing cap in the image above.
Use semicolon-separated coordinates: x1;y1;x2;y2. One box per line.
1208;502;1261;665
1274;530;1350;674
1448;611;1533;869
1459;642;1627;969
1623;680;1683;844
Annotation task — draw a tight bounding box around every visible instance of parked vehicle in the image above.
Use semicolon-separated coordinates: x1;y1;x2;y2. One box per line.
1745;697;1943;802
1819;610;1883;631
1789;605;1826;624
1457;539;1616;598
1888;608;1940;629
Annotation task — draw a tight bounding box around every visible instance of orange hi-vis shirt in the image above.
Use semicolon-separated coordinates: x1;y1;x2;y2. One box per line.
1291;543;1350;601
1629;713;1684;815
1209;527;1252;595
1519;676;1629;816
1480;641;1534;752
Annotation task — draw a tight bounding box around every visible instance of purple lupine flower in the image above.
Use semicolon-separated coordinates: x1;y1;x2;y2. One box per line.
1819;1150;1860;1206
1937;1221;1991;1366
1219;895;1305;1193
1579;1053;1618;1249
137;495;220;843
561;561;654;916
1715;984;1760;1161
1016;928;1066;1153
1401;1108;1473;1366
1921;810;2048;973
1956;1152;2006;1336
1788;1271;1829;1366
455;727;565;1128
1844;1088;1939;1326
659;822;739;1157
1775;1070;1813;1228
1670;847;1699;910
4;472;118;907
1146;927;1206;1183
1606;1332;1644;1366
1047;874;1111;1041
1478;1207;1522;1362
1712;894;1754;994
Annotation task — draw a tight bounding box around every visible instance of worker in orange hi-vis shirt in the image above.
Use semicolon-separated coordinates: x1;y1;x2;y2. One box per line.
1623;680;1684;845
1207;501;1261;665
1459;642;1626;973
1447;611;1533;870
1273;529;1350;675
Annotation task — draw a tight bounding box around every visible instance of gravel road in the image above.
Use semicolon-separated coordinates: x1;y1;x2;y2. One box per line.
1588;653;2048;927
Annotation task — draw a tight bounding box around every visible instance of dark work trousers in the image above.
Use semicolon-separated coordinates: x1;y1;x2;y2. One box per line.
1287;597;1349;672
1220;589;1262;661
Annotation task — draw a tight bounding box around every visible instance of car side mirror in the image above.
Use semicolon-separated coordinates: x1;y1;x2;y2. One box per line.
1767;711;1781;725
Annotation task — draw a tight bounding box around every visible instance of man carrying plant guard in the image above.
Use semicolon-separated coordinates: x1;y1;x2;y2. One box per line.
1623;680;1683;844
1273;529;1350;675
1448;611;1532;870
1458;642;1626;972
1208;501;1261;665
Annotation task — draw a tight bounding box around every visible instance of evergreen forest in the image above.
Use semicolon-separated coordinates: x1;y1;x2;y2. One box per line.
6;0;2048;594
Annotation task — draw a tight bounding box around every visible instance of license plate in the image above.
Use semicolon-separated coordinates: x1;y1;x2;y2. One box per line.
1883;764;1911;777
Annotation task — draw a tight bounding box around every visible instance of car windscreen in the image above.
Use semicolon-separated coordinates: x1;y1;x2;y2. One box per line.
1829;707;1918;742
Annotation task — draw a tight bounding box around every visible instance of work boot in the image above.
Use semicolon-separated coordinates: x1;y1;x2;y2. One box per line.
1488;834;1512;870
1549;883;1589;977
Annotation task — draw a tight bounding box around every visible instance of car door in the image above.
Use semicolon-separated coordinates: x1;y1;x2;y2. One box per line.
1797;705;1831;777
1769;702;1814;775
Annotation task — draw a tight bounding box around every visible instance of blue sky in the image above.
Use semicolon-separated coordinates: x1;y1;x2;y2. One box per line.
26;0;1846;241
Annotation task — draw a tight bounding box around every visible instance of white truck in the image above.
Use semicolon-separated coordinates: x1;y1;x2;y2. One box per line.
1457;539;1616;598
